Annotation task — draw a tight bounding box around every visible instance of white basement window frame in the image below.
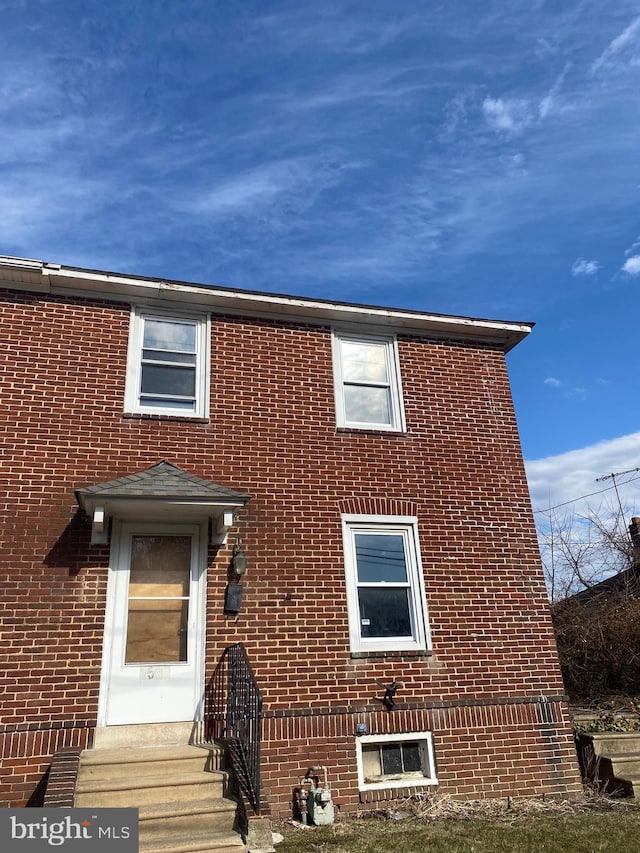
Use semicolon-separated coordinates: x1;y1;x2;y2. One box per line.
341;514;430;654
331;330;406;431
356;731;438;791
124;307;210;418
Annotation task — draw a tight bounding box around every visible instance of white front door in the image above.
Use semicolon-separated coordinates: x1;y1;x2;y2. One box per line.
99;521;206;726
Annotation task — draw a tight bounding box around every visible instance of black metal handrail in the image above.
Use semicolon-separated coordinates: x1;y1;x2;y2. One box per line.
203;643;263;814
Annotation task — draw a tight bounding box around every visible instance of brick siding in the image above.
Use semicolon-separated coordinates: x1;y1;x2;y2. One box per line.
0;287;582;809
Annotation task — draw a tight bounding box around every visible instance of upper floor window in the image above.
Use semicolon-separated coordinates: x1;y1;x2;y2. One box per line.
125;308;210;418
332;331;405;431
342;514;430;654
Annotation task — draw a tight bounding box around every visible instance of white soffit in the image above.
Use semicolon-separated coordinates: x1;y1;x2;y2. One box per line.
0;255;533;351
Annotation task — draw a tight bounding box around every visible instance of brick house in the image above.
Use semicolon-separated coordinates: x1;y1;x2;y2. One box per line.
0;255;581;822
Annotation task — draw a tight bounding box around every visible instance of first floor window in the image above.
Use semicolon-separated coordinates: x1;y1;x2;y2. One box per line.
125;308;210;417
356;732;437;791
342;514;430;653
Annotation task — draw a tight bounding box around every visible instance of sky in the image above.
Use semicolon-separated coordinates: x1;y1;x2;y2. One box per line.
2;0;640;524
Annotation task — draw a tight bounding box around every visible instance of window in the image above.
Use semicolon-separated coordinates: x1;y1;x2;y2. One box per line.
342;515;430;653
125;309;210;417
356;732;437;791
332;331;405;430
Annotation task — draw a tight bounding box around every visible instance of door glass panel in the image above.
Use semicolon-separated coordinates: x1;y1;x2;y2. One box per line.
125;536;191;664
126;602;188;663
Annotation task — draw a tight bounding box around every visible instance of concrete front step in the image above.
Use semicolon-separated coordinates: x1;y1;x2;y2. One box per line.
141;827;246;853
140;809;245;852
74;744;247;851
79;745;224;780
76;770;226;807
140;798;238;838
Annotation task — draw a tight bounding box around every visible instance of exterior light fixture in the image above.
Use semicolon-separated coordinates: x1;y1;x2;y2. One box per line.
232;540;247;576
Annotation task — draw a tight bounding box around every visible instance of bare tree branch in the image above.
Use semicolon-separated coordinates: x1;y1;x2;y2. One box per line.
537;500;635;602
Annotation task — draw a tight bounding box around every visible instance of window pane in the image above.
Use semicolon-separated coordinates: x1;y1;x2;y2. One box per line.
125;603;188;663
380;743;403;775
358;587;412;637
141;364;196;397
143;349;195;365
341;340;388;383
125;536;191;663
143;319;196;353
129;536;191;597
355;534;408;583
344;385;390;424
361;744;382;780
402;743;422;773
139;397;196;412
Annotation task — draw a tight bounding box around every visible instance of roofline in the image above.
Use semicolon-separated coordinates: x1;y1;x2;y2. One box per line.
75;491;250;507
0;255;533;351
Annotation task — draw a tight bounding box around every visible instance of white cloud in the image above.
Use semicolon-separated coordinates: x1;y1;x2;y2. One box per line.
566;386;587;400
538;64;570;119
571;258;600;276
177;156;358;219
592;15;640;74
188;167;290;213
625;236;640;257
483;69;569;138
439;89;478;140
622;255;640;275
525;432;640;515
537;94;554;121
253;8;424;57
482;97;532;135
542;376;587;399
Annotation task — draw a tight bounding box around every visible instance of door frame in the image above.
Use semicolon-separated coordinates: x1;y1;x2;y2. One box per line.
96;517;209;727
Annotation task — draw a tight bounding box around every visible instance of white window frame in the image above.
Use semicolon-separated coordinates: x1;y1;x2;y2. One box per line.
356;731;438;791
341;514;430;654
124;307;210;418
331;330;406;431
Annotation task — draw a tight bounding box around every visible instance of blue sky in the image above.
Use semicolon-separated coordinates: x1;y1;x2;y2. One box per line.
2;0;640;518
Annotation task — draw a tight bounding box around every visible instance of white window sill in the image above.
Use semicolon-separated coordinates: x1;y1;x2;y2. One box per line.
359;777;438;792
123;411;210;423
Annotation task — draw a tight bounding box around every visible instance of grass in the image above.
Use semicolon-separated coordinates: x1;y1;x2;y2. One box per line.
273;794;640;853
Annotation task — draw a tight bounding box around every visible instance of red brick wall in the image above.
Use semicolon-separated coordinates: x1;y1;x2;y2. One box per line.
261;699;578;815
0;288;581;809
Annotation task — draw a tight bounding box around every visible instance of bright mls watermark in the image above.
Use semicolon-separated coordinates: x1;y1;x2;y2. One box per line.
1;809;138;851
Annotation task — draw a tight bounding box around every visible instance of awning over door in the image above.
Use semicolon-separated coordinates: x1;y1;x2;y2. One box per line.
76;460;250;544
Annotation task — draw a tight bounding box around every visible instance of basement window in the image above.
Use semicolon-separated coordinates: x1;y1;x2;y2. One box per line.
356;732;437;791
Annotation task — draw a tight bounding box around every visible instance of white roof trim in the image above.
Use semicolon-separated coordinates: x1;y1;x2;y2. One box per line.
0;255;532;351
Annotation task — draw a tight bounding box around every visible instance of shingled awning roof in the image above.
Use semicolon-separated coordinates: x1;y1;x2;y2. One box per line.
76;461;250;543
77;460;250;506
